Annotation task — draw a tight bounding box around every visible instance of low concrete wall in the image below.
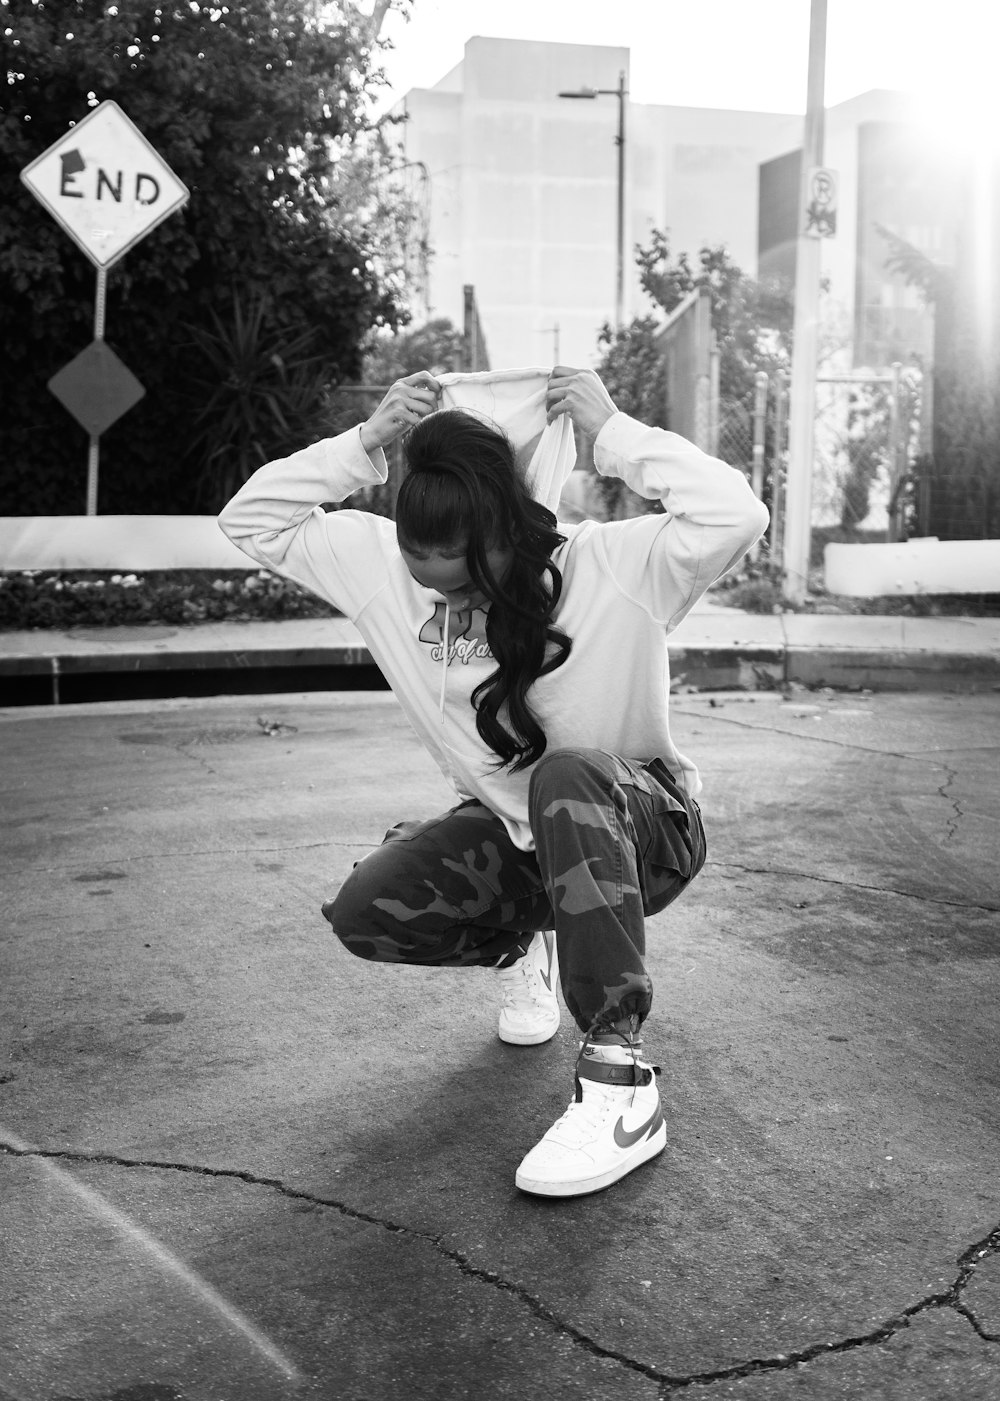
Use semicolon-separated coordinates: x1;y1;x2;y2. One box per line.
0;516;253;572
825;538;1000;597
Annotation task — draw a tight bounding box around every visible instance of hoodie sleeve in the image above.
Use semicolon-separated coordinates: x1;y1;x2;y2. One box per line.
217;425;394;618
591;412;770;630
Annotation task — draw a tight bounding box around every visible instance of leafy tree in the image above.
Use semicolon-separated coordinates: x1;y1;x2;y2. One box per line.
929;359;1000;539
329;128;432;334
632;228;792;401
593;230;791;517
361;317;466;383
593;315;668;430
877;223;953;309
839;384;889;529
1;0;412;514
877;219;1000;538
596;230;791;434
182;289;333;506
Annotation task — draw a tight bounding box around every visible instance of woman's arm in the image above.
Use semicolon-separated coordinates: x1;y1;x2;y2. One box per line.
547;366;770;627
218;373;440;611
358;372;441;454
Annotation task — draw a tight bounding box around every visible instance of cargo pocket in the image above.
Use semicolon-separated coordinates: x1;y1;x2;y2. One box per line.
637;756;706;913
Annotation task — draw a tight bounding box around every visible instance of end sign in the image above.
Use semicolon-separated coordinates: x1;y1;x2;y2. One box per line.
20;100;189;268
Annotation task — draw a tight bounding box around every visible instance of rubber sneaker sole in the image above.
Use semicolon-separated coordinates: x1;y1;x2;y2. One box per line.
515;1119;667;1197
498;1006;561;1046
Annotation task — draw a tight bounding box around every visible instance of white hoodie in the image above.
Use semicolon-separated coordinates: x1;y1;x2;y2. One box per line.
218;368;769;850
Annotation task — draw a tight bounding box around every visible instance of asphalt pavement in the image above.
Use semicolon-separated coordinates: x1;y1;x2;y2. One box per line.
2;681;999;1400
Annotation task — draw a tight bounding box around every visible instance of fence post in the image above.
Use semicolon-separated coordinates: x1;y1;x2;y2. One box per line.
915;366;933;536
770;375;788;566
462;284;490;371
750;371;769;560
916;460;933;537
709;345;721;457
887;361;903;542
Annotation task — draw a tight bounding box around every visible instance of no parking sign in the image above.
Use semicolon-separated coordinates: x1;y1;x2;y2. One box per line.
804;166;838;239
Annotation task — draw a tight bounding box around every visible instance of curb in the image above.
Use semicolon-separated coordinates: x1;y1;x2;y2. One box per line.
0;640;383;706
2;636;999;706
783;646;1000;692
668;642;1000;694
0;639;373;678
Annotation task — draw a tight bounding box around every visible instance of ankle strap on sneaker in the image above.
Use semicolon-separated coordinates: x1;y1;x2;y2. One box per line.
577;1058;654;1088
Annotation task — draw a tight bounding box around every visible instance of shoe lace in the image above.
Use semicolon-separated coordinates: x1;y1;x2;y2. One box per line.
547;1080;620;1145
498;954;545;1011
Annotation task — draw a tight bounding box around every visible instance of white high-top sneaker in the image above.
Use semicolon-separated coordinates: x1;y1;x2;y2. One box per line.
496;931;560;1045
515;1040;665;1196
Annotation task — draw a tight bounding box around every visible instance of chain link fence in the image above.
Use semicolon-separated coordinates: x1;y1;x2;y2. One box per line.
718;400;754;475
922;366;1000;540
327;362;987;568
762;369;925;564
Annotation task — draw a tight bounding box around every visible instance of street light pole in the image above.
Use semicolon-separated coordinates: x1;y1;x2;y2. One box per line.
613;70;626;331
783;0;828;604
558;71;628;330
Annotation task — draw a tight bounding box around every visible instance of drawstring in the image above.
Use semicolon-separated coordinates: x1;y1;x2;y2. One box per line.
438;599;451;715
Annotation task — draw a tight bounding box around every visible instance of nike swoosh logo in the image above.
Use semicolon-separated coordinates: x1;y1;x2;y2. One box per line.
539;933;555;992
614;1103;664;1148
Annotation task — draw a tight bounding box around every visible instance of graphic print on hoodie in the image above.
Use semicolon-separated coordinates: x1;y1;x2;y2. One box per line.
418;601;493;666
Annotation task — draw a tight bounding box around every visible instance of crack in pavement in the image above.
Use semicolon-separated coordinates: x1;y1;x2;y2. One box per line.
707;859;1000;914
15;839;354;877
937;765;963;844
2;1142;998;1392
164;726;298;779
170;744;224;779
675;706;1000;774
672;705;917;759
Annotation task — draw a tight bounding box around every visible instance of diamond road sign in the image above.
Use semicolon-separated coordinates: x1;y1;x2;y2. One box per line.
20;100;189;268
48;341;146;438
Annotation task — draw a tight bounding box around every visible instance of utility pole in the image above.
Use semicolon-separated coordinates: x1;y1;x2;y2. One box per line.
782;0;828;604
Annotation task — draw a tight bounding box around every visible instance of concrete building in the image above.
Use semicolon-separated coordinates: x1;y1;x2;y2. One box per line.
758;88;958;372
387;36;947;376
386;37;796;367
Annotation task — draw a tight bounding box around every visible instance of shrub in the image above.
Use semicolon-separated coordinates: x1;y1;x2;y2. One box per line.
0;570;338;630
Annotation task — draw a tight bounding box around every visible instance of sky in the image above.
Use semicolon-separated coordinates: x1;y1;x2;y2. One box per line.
369;0;996;123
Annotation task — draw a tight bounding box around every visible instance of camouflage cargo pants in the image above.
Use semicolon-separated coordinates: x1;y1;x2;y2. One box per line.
323;748;705;1035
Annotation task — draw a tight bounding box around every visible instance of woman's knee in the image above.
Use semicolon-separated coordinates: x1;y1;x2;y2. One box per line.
321;869;381;956
529;746;607;801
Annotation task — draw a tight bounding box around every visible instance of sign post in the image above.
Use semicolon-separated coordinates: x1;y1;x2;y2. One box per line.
20;101;190;513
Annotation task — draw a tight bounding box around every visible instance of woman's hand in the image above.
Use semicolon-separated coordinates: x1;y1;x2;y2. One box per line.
360;372;441;453
545;366;618;441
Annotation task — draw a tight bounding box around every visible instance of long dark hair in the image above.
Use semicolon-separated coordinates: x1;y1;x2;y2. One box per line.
396;408;572;772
